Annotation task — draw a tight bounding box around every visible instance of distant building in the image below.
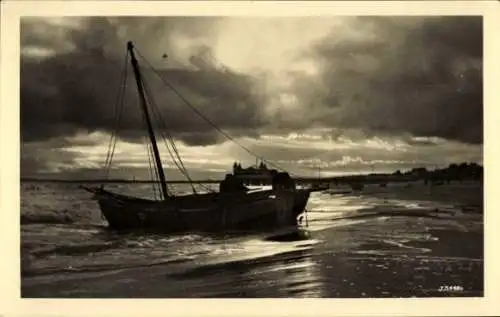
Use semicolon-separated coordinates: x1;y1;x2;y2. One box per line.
408;167;428;177
232;161;278;185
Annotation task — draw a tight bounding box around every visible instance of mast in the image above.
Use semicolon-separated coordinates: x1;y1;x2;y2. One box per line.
127;41;169;200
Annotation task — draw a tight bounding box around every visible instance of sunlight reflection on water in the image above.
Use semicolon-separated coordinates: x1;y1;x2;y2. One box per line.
21;181;483;297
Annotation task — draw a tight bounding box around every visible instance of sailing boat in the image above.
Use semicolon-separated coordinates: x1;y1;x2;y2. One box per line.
82;41;315;233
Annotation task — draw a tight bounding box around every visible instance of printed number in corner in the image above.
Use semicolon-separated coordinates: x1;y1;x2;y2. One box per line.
438;285;464;292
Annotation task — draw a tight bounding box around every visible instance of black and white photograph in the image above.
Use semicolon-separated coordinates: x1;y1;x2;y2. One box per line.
1;1;499;315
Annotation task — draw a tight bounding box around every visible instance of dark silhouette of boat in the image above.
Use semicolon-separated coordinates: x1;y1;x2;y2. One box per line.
82;41;316;233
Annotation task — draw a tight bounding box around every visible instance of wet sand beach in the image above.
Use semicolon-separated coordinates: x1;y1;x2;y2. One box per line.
21;181;483;298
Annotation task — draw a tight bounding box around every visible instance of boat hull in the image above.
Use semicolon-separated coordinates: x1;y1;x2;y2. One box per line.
90;187;311;233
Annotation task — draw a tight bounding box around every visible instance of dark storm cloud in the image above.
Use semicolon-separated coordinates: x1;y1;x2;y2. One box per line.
21;17;269;146
21;140;79;176
21;16;483;149
291;16;482;144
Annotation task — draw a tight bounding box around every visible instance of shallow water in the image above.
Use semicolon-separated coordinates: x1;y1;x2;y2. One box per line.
21;181;483;298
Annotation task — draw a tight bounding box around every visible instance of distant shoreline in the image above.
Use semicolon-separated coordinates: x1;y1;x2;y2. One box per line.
20;162;482;185
21;162;483;184
20;175;483;186
20;178;223;184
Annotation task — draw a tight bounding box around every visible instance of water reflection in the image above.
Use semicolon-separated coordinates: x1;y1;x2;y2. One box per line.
167;246;323;298
158;229;324;297
21;182;484;298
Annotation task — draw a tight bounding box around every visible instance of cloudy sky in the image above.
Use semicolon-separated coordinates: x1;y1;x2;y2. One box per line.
20;16;483;180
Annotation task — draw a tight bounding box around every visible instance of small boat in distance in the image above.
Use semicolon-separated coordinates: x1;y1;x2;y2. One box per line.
82;41;317;233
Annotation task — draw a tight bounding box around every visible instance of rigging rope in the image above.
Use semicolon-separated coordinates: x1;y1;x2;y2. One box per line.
104;45;294;197
141;79;191;175
101;47;208;196
143;135;159;200
134;49;294;176
103;50;129;183
136;76;172;198
140;76;201;194
140;70;216;194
